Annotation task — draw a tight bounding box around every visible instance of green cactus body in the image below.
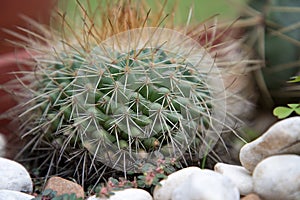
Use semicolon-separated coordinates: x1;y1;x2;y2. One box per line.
69;28;225;171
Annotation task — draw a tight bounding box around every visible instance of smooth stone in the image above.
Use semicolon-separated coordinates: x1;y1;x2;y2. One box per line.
44;176;85;198
0;189;34;200
0;157;32;193
86;188;152;200
153;167;202;200
171;169;240;200
214;163;253;195
0;134;5;157
253;154;300;200
240;117;300;172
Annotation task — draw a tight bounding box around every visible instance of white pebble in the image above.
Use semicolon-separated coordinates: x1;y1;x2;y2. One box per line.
253;154;300;200
153;167;202;200
87;188;152;200
0;189;34;200
0;157;33;193
171;169;240;200
240;117;300;172
214;163;253;195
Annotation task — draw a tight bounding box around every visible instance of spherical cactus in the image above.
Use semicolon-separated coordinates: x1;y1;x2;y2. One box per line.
2;0;255;186
72;28;227;172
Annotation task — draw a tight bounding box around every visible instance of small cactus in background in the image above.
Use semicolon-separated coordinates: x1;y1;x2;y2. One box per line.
242;0;300;106
3;0;256;187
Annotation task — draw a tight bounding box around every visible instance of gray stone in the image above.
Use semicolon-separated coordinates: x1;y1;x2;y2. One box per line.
0;189;34;200
0;157;33;193
214;163;253;195
240;117;300;172
253;154;300;200
171;169;240;200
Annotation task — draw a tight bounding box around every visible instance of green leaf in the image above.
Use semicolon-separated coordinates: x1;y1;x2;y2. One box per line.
127;171;135;175
137;175;145;180
69;193;76;200
42;189;56;196
273;106;294;119
295;107;300;115
288;76;300;83
137;180;145;187
287;104;300;109
152;179;160;185
94;185;101;193
155;173;167;179
108;177;119;185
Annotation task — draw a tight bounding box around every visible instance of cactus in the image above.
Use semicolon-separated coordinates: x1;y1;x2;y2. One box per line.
3;0;256;186
242;0;300;106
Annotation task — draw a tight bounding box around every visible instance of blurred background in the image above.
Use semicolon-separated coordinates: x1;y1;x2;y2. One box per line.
57;0;246;24
1;0;245;54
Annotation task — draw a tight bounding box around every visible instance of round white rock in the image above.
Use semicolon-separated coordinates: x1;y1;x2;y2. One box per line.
240;117;300;172
214;163;253;196
253;154;300;200
0;189;34;200
0;157;33;193
87;188;152;200
172;169;240;200
153;167;202;200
